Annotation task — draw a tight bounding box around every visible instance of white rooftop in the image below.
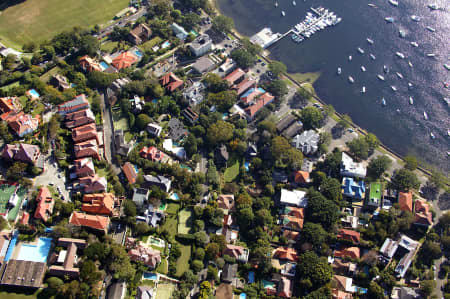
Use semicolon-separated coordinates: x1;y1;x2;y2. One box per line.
280;189;307;207
340;152;367;178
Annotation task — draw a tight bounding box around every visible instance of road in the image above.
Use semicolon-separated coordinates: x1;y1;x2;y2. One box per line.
434;255;446;298
96;7;147;39
100;92;120;174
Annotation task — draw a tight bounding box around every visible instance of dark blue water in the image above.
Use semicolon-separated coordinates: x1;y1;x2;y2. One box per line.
218;0;450;172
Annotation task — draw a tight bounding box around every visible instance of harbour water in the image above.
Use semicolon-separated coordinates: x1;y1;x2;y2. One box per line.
218;0;450;172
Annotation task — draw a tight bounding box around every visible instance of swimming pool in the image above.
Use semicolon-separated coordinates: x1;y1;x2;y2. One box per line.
143;272;157;280
28;89;40;98
17;237;52;262
248;271;255;283
100;61;109;70
4;231;18;262
161;41;171;49
134;49;143;57
239;293;247;299
244;162;250;172
170;193;179;200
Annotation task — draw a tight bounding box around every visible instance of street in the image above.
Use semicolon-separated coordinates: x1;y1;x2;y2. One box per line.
96;7;148;39
100;92;120;174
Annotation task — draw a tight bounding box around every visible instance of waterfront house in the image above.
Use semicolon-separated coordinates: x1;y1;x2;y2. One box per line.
189;34;212;57
291;130;319;156
340;152;367;178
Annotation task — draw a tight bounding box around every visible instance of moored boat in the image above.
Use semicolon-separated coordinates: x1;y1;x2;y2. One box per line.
426;26;436;32
348;76;354;83
357;47;365;54
361;86;366;93
391;86;397;91
389;0;398;7
377;74;385;81
385;17;395;23
337;67;342;75
396;72;403;79
370;54;376;60
366;38;374;45
409;97;414;105
410;41;419;47
396;52;405;59
348;55;352;61
382;98;386;106
411;15;420;22
361;66;366;72
281;11;285;16
423;111;428;120
383;65;389;73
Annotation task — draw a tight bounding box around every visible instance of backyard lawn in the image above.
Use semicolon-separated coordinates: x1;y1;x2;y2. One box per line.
160;216;177;239
0;0;129;49
175;243;191;277
166;203;180;215
177;209;193;234
155;283;176;299
155;257;168;274
224;160;240;182
141;37;163;52
113;117;129;131
39;66;61;83
100;41;119;53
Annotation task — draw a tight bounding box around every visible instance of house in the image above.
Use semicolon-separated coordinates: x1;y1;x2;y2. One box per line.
277;277;293;298
221;263;238;283
167;118;188;142
217;194;234;212
293;170;310;185
112;51;139;70
334;247;360;260
4;111;39;137
224;68;245;85
332;275;354;293
282;230;300;243
233;78;256;96
341;177;366;200
58;94;90;115
49;238;87;278
147;123;162;137
391;286;421;299
340;152;367;178
72;123;99;143
69;212;110;234
82;193;116;216
1;143;41;165
182;107;199;124
291;130;319;156
128;245;161;269
341;214;359;229
79;56;101;72
142;175;171;193
130;95;145;113
114;129;132;156
20;212;29;225
414;199;432;227
122;162;137;185
183;81;206;106
281;215;304;231
240;87;264;104
367;182;382;208
34;187;54;222
379;238;399;260
379;235;419;277
273;247;298;262
224;244;249;263
337;229;360;244
136;286;153;299
73;157;95;178
171;23;188;40
243;92;275;120
137;205;165;227
129;23;152;45
276;114;296;133
273;169;288;184
331;258;357;276
65;109;95;129
278;189;307;208
192;56;216;74
398;191;413;212
332;289;353;299
163;139;186;160
140;146;165;162
221;215;239;243
160;72;183;92
219;58;236;74
79;174;107;193
74;139;101;160
50;74;71;91
282;122;303;139
215;144;229;167
132;188;149;208
0;260;46;288
189;34;212;56
0;97;21;114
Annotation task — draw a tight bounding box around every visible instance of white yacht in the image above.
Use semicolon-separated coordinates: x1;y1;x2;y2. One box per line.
409;97;414;105
410;41;419;47
383;65;389;73
337;67;342;75
396;52;405;59
426;26;436;32
357;47;365;54
408;61;413;68
366;38;374;45
411;15;420;22
430;132;435;139
399;29;406;38
391;86;397;91
361;86;366;93
382;98;387;106
396;72;403;79
385;17;395;23
281;11;285;16
348;55;352;61
370;54;376;60
389;0;399;7
427;53;436;58
444;64;450;70
423;111;428;120
428;3;439;10
348;76;355;83
368;3;377;7
275;1;278;7
377;74;385;81
361;66;366;72
408;82;413;88
292;1;296;6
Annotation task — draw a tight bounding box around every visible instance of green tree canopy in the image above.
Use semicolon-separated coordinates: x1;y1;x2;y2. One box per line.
230;48;256;69
390;168;421;192
404;155;418;170
306;189;340;228
212;15;234;33
207;120;234;145
267;79;288;97
347;136;370;160
367;155;392;179
300;106;324;129
319;177;343;205
269;61;287;78
204;73;229;93
271;136;303;170
300;222;327;250
297;251;333;291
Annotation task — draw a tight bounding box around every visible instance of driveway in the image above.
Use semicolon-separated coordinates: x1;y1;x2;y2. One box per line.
100;92;120;174
34;154;70;202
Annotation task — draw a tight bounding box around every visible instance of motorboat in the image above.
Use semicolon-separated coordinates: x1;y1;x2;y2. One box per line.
366;38;374;45
361;66;366;72
389;0;399;7
368;3;377;7
427;53;436;58
396;109;401;114
396;52;405;59
385;17;395;23
443;98;450;106
377;74;385;81
448;129;450;137
411;41;419;47
348;55;352;61
423;111;428;120
396;72;403;79
428;3;439;10
411;15;420;22
383;65;389;73
409;97;414;105
361;86;366;93
399;29;406;38
370;54;376;60
426;26;436;32
281;11;285;16
408;82;413;88
348;76;354;83
444;64;450;70
275;1;278;7
293;1;296;6
382;98;386;106
391;86;397;91
430;132;435;139
337;67;342;75
408;61;413;67
357;47;365;54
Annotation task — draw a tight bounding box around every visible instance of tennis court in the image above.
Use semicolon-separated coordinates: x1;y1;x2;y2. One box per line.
155;283;176;299
177;209;193;234
0;183;26;221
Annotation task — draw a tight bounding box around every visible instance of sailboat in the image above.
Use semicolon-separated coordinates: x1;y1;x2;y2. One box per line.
361;86;366;93
337;67;342;75
409;97;414;105
281;10;285;16
382;98;386;106
423;111;428;120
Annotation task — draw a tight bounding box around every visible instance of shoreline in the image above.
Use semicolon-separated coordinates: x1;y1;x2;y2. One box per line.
210;0;445;180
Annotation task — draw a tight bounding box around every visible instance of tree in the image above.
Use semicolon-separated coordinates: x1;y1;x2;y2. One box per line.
87;71;117;89
269;61;287;78
80;260;102;283
194;231;207;247
123;200;137;217
136;114;152;130
212;15;234;34
230;49;255;69
199;281;212;299
206;265;218;282
297;251;333;290
368;281;385;299
300;106;324;129
79;35;100;56
347;137;370;160
2;54;16;70
390;168;420;192
429;170;447;190
300;222;327;250
191;260;203;273
205;242;219;260
306;190;339;228
267;79;288;97
365;133;380;152
194;247;205;260
204;73;228;92
184;134;198;158
271;136;303;170
206;160;219;186
208;90;237;112
135;222;150;236
323;104;335;117
6;162;27;181
338;114;353;129
367;155;392;179
319;177;342;205
420;280;436;297
404;155;418;170
207;120;234;144
46;277;64;290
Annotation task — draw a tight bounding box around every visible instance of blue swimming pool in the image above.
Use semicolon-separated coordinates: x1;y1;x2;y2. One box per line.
134;49;143;57
17;237;52;262
244;162;250;172
100;61;109;70
28;89;40;98
161;41;171;49
4;231;18;262
170;193;180;200
248;271;255;283
143;272;157;280
239;293;247;299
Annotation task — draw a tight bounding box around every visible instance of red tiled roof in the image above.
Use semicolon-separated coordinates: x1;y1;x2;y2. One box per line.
82;193;115;216
282;230;300;241
240;88;264;104
34;187;54;222
2;143;41;164
398;191;413;212
112;52;139;70
284;206;304;219
294;171;310;184
65;109;95;129
273;247;298;262
224;68;245;85
159;72;183;92
79;55;102;72
122;162;137;184
4;111;39;136
139;146;165;162
233;78;256;96
69;212;110;232
74;139;100;160
277;277;292;298
128;246;161;268
72;123;98;143
415;212;433;226
74;158;95;177
281;215;304;230
337;229;361;244
332;289;353;299
0;97;21;114
244;92;274;118
415;199;429;214
79;174;107;193
334;247;360;260
224;244;245;259
20;212;30;225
